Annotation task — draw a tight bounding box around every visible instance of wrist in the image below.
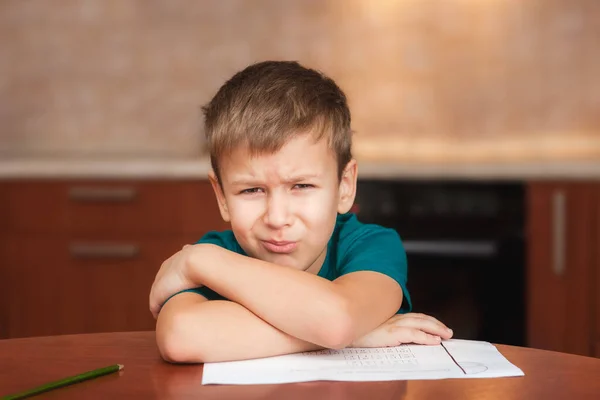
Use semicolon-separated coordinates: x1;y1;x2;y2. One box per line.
185;243;207;285
187;243;220;285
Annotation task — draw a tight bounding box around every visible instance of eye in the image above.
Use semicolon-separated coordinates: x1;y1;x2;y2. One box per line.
240;187;263;195
293;183;314;190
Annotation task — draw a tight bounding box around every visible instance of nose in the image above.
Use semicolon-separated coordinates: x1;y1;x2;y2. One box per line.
263;192;292;229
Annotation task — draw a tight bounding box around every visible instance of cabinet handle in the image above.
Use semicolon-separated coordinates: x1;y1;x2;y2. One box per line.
69;243;139;259
552;190;566;276
68;186;137;202
402;240;497;258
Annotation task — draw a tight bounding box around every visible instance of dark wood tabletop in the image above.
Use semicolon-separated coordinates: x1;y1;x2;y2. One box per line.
1;331;600;399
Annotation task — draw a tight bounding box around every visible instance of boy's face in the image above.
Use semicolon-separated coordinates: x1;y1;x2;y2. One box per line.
209;133;357;274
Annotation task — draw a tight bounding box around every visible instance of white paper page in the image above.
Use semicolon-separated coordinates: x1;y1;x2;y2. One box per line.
442;339;524;378
202;339;524;385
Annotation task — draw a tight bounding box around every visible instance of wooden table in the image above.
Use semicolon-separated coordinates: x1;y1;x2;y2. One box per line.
1;331;600;399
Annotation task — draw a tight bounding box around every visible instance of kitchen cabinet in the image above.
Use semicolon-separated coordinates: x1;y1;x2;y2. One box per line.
0;180;228;339
3;177;599;349
596;185;600;357
526;182;597;356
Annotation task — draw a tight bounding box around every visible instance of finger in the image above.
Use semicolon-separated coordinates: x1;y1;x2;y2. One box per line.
154;255;174;282
149;288;159;318
411;312;441;321
404;313;453;338
393;317;453;340
149;273;166;318
153;261;167;283
409;313;448;328
150;297;162;320
389;313;445;326
398;328;441;345
149;282;169;318
149;257;173;318
407;329;442;345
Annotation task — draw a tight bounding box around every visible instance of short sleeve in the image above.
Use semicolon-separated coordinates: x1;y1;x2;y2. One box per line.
338;227;412;313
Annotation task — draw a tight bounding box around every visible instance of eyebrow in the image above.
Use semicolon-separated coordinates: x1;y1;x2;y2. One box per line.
230;174;321;186
282;174;321;184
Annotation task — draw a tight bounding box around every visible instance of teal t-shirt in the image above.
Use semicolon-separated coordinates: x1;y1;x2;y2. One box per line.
178;213;412;313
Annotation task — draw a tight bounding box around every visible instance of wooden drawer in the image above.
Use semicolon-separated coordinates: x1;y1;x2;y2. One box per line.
2;180;226;235
1;234;194;338
1;181;68;233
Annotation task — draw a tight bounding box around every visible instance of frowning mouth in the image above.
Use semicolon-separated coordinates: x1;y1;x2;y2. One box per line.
261;240;297;254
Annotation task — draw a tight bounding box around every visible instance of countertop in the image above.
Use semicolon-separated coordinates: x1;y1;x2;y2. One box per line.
2;157;600;181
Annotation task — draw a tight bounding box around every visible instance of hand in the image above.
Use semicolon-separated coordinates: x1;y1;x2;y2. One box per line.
149;244;203;319
350;313;453;348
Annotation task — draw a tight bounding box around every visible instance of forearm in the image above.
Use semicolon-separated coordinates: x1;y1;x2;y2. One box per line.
190;244;356;348
156;295;322;363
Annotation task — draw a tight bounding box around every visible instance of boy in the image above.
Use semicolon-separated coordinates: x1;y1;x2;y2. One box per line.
149;61;452;363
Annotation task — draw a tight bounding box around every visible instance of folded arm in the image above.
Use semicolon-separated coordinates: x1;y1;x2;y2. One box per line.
156;293;324;363
197;245;402;348
189;244;403;348
154;244;403;362
156;293;452;363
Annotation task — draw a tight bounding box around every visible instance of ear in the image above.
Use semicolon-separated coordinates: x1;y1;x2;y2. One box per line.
208;170;231;222
337;159;358;214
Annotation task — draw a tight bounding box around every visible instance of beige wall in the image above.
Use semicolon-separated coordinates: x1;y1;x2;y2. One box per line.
1;0;599;162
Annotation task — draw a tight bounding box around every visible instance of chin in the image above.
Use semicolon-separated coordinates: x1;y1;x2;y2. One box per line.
264;254;303;270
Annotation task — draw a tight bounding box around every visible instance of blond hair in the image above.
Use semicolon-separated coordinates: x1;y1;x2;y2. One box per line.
202;61;352;182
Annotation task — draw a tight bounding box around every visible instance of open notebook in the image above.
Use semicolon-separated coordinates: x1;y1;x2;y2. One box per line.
202;339;524;385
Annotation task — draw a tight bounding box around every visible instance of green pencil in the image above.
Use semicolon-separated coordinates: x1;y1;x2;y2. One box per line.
1;364;124;400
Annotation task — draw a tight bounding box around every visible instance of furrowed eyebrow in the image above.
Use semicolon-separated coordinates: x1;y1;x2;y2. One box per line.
282;174;320;184
229;178;262;186
229;174;320;186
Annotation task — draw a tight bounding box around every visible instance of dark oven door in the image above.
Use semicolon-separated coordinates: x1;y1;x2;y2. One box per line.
403;237;525;347
354;180;526;347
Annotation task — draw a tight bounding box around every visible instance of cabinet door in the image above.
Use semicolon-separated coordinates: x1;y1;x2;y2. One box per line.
70;236;187;334
3;236;188;338
2;236;71;338
0;185;8;338
0;237;7;339
595;185;600;349
527;182;595;356
0;179;228;339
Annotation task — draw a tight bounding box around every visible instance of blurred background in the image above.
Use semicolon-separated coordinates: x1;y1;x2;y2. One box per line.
0;0;598;358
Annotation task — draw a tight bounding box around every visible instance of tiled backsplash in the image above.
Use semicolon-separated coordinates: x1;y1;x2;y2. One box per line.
1;0;599;161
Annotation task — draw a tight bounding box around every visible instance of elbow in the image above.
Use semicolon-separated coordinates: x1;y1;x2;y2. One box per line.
156;334;189;364
316;297;356;350
321;329;354;351
156;309;207;363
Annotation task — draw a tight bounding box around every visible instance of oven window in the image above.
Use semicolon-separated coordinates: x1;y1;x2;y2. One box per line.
404;238;525;347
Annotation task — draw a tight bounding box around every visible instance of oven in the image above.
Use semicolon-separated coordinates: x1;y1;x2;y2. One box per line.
354;180;526;347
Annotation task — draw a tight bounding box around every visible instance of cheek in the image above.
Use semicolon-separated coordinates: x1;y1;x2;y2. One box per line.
296;190;339;224
227;198;263;230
